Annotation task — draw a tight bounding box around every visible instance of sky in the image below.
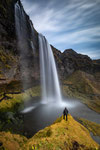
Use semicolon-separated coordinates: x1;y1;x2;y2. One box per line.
22;0;100;59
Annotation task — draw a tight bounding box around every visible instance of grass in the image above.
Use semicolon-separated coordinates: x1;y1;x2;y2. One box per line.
62;70;100;113
0;131;27;150
0;93;24;113
0;115;99;150
34;128;52;138
0;85;41;113
76;117;100;136
24;115;99;150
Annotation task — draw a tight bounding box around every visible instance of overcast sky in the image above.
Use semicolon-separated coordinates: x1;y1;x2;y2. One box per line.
22;0;100;59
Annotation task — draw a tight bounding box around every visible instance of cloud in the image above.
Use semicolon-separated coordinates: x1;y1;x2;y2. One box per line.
22;0;100;33
22;0;100;59
80;50;100;59
50;26;100;45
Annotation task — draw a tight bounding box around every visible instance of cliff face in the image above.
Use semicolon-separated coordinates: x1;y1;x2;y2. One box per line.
0;0;17;42
0;0;18;92
0;0;100;94
52;46;100;80
0;0;39;94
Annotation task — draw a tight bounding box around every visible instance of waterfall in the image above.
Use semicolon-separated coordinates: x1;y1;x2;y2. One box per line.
15;1;28;89
39;34;62;103
30;22;35;55
15;2;62;104
15;2;27;52
15;2;35;90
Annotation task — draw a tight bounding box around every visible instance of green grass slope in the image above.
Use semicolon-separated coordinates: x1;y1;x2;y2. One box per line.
0;131;27;150
76;117;100;137
24;115;99;150
62;70;100;113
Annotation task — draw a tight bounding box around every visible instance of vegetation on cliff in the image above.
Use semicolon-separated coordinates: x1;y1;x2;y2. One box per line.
62;70;100;113
0;86;40;135
76;117;100;137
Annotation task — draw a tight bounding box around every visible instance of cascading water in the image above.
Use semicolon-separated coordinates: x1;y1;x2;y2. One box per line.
15;1;29;85
15;1;62;105
30;22;36;55
15;2;27;53
15;2;35;90
39;34;62;103
15;1;36;111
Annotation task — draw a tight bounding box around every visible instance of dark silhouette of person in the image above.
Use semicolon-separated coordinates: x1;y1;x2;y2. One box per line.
63;107;69;121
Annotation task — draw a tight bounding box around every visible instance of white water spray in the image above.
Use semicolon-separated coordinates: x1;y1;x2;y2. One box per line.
39;34;62;103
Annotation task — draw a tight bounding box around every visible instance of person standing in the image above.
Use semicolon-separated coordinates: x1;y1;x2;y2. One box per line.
63;107;69;121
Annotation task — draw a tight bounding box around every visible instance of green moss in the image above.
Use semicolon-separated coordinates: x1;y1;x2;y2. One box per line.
76;117;100;136
34;128;52;138
0;93;24;113
5;80;23;93
63;71;96;94
25;115;99;150
25;86;41;98
53;116;62;124
0;85;41;113
62;70;100;113
5;64;11;69
0;116;99;149
0;131;27;150
0;48;17;84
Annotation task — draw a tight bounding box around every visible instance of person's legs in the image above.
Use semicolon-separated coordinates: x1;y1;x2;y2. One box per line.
63;115;65;119
66;114;67;121
65;115;66;120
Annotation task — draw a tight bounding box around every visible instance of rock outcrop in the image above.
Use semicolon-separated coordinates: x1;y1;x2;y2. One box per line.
52;46;100;80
